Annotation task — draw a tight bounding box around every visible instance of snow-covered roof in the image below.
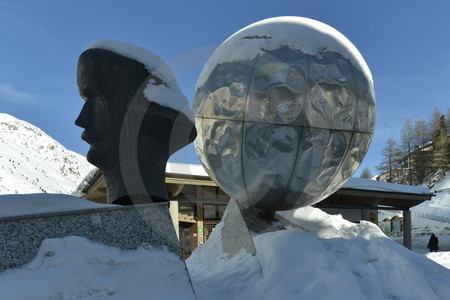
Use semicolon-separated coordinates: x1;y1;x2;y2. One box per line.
343;178;432;195
85;40;194;122
72;163;209;197
197;16;373;88
74;163;432;197
164;165;432;196
165;162;209;177
71;167;102;197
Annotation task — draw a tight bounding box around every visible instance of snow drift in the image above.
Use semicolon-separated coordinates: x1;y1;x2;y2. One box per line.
188;206;450;300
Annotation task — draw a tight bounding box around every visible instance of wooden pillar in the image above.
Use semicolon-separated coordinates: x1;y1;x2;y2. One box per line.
403;209;412;250
169;201;179;239
361;208;370;221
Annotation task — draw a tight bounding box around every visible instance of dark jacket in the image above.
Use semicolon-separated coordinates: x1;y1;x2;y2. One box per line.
428;234;439;251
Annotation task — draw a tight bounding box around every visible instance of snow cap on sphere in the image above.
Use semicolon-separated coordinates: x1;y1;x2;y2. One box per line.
197;16;373;88
86;40;194;122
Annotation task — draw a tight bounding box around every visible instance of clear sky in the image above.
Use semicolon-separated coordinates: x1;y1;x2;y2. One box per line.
1;0;449;177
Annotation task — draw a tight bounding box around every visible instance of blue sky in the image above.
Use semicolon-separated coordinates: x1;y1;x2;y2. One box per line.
1;0;449;176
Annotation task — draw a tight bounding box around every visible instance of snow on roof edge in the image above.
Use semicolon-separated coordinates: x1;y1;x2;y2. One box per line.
343;178;432;195
75;164;430;195
165;162;209;177
75;163;210;194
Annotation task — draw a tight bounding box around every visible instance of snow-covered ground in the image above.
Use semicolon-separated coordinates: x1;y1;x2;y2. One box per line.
1;204;449;299
0;237;195;299
189;206;450;300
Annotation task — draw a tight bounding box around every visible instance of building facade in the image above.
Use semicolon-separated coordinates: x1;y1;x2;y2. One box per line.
74;163;433;256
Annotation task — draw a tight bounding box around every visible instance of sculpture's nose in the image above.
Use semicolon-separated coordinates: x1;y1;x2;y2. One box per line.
75;101;91;129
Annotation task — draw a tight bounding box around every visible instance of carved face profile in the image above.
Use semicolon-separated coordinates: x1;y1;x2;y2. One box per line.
75;49;150;170
75;41;196;204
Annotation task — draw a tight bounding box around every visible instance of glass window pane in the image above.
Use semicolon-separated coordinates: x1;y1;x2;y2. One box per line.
204;204;216;219
203;186;217;199
218;205;226;219
179;201;195;217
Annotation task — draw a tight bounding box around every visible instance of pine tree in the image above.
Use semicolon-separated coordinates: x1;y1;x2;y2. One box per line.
412;119;432;184
377;138;402;183
413;119;429;148
429;107;443;142
360;167;373;179
400;119;414;185
446;108;450;133
432;114;449;173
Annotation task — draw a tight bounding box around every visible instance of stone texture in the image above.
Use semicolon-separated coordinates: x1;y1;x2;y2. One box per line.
221;198;257;258
0;203;180;271
221;198;288;258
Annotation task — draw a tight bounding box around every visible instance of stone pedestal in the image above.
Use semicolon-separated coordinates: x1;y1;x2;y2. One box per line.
0;202;180;271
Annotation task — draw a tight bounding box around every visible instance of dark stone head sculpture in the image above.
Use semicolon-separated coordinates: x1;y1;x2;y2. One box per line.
75;40;196;205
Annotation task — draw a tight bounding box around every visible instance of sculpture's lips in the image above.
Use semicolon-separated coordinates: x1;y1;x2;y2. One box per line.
81;130;100;145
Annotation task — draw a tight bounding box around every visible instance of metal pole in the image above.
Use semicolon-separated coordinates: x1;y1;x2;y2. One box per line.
403;209;412;250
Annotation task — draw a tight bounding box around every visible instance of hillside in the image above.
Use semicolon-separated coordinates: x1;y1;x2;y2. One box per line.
377;170;450;251
413;171;450;217
0;113;93;195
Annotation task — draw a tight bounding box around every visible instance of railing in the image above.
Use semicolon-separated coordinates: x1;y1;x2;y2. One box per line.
412;211;450;223
203;220;220;241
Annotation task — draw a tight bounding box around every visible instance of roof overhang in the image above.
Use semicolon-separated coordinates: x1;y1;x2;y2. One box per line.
317;187;433;210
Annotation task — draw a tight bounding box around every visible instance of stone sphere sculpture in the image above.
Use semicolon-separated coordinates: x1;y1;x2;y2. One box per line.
193;17;375;211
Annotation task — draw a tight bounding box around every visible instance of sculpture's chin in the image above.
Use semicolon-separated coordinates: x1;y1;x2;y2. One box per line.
86;147;100;167
86;143;109;169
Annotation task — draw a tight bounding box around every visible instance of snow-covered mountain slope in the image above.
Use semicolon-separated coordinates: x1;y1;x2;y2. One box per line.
0;113;93;195
412;171;450;218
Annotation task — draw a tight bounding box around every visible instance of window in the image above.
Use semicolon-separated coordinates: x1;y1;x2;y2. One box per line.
203;204;227;220
203;204;216;219
179;201;196;217
202;186;217;199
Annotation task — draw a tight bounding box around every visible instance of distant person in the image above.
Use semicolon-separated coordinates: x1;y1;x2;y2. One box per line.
427;233;439;252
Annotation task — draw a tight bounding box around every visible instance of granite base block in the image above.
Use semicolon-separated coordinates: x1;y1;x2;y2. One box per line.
221;198;257;258
0;203;180;272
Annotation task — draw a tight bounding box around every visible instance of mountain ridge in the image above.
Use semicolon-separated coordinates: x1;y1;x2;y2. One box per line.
0;113;93;195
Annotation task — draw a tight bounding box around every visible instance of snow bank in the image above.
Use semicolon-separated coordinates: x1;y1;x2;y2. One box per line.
188;206;450;300
86;40;194;122
277;205;386;239
0;236;195;299
1;203;449;299
197;16;373;88
427;252;450;269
